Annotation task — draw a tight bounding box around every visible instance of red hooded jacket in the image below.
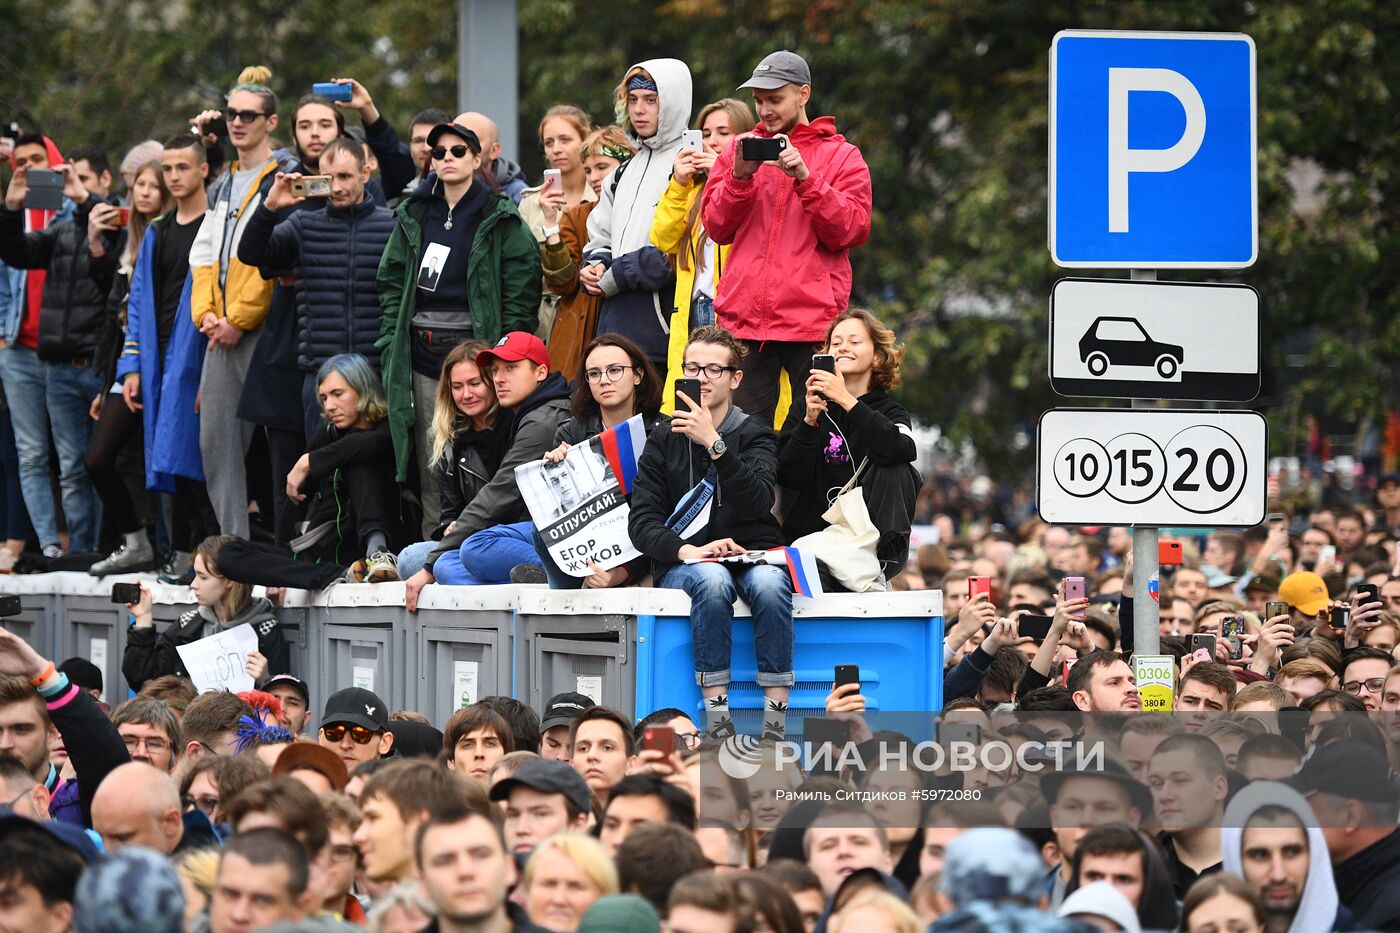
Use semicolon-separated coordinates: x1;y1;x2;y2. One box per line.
15;135;65;349
702;117;871;343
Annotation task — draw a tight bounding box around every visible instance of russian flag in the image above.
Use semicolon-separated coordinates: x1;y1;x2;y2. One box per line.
777;547;823;598
597;414;647;494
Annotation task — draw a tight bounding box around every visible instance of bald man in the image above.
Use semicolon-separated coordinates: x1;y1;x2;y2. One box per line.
455;111;527;203
91;762;185;854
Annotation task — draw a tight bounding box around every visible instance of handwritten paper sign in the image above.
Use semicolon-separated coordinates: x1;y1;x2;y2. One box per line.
176;623;257;693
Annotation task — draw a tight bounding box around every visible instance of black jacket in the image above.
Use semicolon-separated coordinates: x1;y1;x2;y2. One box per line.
434;420;511;538
47;682;130;828
628;405;782;579
122;597;289;691
0;198;108;363
362;115;420;202
1335;828;1400;931
238;196;395;371
301;417;406;560
430;373;573;562
777;389;917;562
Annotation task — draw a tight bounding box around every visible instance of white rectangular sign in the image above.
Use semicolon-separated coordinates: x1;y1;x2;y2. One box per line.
1050;278;1260;401
176;623;257;694
1037;408;1266;526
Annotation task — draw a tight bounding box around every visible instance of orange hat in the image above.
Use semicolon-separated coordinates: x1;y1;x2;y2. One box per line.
1278;571;1329;616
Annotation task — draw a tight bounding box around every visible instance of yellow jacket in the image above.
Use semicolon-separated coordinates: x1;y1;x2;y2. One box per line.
188;158;280;331
650;176;789;425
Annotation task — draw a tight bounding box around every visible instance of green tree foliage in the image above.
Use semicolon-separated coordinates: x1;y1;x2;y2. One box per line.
1;0;1393;479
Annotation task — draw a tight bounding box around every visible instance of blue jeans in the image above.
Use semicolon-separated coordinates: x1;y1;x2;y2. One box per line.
431;521;540;585
397;539;439;579
659;561;794;688
0;347;103;551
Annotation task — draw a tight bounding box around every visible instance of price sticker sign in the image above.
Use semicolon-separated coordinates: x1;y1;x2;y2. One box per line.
1038;409;1266;526
1134;654;1176;713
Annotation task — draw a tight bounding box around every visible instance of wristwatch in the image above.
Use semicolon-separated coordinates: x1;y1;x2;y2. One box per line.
706;437;727;459
541;224;560;239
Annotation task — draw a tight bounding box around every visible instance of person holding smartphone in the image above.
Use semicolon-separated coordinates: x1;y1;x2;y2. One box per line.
651;98;756;409
701;49;873;426
628;325;792;742
776;308;918;585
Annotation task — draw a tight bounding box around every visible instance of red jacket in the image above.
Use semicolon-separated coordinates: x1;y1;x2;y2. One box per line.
702;116;871;343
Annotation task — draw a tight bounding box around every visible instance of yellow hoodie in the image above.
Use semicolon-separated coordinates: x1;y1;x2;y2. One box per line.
188;158;280;331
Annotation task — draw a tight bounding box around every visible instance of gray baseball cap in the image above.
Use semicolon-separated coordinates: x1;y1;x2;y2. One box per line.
737;50;812;90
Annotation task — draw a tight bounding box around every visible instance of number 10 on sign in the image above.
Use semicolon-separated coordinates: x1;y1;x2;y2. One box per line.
1038;409;1266;527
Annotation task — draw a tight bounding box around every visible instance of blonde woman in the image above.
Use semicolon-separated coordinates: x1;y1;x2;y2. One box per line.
827;889;923;933
122;533;287;690
524;834;619;932
651;98;755;412
519;104;594;341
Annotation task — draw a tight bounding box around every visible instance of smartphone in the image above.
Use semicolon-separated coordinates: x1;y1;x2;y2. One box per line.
1222;615;1246;659
1329;606;1350;630
312;81;354;102
680;129;704;152
674;377;701;414
110;582;141;605
1062;576;1087;618
111;206;130;227
1019;614;1054;641
541;168;562;194
1266;512;1286;525
290;175;332;198
1318;545;1336;566
642;724;675;756
1265;600;1290;620
0;595;19;617
969;576;991;603
811;353;837;375
24;168;64;211
834;664;860;689
1357;583;1380;607
938;722;981;746
1159;540;1183;566
741;136;787;162
1190;633;1217;656
201;116;229;139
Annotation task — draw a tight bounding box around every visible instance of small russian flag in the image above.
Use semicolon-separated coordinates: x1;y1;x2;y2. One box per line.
777;547;823;598
597;414;648;494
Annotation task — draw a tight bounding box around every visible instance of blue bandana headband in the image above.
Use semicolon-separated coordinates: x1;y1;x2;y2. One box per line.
627;75;658;92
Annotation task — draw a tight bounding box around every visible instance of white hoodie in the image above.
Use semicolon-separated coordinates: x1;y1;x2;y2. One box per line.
1221;781;1342;933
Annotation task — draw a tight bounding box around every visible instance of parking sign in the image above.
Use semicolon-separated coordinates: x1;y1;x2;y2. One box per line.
1049;30;1257;268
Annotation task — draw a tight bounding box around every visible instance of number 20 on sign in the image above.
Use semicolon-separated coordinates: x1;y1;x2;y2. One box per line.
1037;409;1266;527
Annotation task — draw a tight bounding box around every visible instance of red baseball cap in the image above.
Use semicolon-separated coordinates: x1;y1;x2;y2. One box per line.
477;331;550;369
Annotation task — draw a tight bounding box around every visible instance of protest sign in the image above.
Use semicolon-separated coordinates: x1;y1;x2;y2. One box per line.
518;415;647;577
176;623;257;693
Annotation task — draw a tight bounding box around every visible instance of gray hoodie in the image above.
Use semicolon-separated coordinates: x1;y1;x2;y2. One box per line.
582;57;693;364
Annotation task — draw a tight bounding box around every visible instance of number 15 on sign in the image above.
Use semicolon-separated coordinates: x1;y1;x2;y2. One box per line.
1038;409;1266;527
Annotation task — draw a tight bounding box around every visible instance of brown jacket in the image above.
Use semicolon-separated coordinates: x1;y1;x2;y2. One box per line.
541;200;600;381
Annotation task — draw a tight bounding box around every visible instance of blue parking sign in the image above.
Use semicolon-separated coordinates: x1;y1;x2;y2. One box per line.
1049;30;1256;268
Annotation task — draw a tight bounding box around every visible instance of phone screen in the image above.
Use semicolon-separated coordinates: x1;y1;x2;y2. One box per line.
1018;614;1054;641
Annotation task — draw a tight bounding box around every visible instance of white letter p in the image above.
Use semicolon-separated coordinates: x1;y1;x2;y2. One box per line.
1108;67;1206;233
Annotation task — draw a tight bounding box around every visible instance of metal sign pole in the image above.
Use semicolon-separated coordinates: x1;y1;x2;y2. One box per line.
1131;268;1161;656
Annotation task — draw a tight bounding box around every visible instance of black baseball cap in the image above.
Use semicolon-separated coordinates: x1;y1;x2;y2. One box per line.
426;123;482;153
540;692;595;732
1290;743;1398;803
737;50;812;90
1039;755;1153;817
322;687;389;732
489;757;592;816
264;673;310;705
58;657;102;693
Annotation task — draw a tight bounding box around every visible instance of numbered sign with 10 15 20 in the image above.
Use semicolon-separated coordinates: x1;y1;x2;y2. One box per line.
1037;409;1265;526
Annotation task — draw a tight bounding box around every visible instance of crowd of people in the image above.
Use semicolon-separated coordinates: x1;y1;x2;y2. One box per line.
6;41;1400;933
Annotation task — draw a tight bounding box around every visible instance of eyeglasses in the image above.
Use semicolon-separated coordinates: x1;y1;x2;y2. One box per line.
222;108;268;125
183;794;219;816
431;145;472;160
1343;677;1386;695
329;843;361;865
675;731;702;750
681;362;738;380
122;735;171;753
321;723;378;745
584;364;636;384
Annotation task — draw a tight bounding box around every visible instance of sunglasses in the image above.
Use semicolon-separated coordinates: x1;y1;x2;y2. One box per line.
321;723;378;745
223;108;268;124
432;144;472;160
